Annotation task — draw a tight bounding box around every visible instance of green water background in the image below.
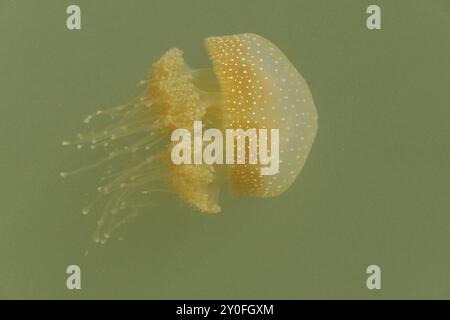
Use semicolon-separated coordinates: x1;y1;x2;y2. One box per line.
0;0;449;299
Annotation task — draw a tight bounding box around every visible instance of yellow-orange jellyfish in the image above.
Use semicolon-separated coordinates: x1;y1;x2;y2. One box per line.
61;33;318;243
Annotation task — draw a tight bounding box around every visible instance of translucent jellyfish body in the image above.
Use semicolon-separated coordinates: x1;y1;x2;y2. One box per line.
61;33;318;243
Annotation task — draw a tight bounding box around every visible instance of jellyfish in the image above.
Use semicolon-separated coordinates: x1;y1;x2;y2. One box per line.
61;33;318;243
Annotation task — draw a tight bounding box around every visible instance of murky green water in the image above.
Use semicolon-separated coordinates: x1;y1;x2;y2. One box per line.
1;0;449;299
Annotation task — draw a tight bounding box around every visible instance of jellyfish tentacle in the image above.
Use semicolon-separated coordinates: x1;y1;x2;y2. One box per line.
90;153;167;242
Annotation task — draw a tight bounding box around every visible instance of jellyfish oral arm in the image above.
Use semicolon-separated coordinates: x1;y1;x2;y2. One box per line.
170;121;279;176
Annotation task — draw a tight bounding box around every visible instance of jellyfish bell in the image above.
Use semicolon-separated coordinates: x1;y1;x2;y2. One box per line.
205;34;317;197
61;33;317;243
